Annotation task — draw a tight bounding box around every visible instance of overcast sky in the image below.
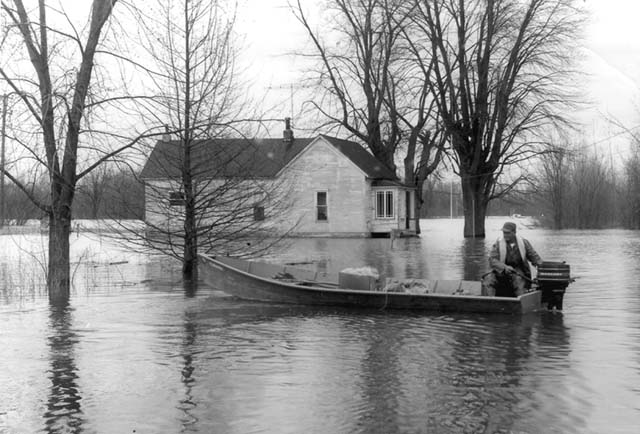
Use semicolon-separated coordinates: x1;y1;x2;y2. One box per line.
235;0;640;158
5;0;639;155
236;1;640;86
588;0;640;83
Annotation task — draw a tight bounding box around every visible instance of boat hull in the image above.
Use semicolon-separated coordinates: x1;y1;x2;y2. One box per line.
200;255;541;314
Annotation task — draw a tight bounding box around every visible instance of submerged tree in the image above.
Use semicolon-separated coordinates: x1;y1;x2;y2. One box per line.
567;150;617;228
294;0;402;172
129;0;293;283
608;116;640;229
537;141;572;229
623;147;640;229
0;0;120;299
294;0;445;233
413;0;585;237
74;163;144;219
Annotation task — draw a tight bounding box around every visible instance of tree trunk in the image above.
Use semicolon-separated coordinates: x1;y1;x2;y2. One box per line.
553;199;563;229
181;139;196;281
461;175;487;238
414;177;425;235
183;190;198;282
181;0;197;284
47;206;71;301
3;0;115;301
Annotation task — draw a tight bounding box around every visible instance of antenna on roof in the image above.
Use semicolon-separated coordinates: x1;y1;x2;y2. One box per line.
267;83;297;131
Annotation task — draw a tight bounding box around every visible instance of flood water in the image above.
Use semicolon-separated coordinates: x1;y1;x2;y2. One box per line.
1;218;639;433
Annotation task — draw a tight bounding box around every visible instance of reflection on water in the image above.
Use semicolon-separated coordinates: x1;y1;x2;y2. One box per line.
356;315;403;430
179;284;199;432
178;310;198;432
267;224;495;282
461;237;489;280
1;219;640;433
45;301;83;434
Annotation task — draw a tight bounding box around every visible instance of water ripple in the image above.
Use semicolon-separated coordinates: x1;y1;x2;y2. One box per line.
2;224;640;433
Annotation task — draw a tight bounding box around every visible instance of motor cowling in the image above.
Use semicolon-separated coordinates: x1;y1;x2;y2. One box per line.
536;261;573;310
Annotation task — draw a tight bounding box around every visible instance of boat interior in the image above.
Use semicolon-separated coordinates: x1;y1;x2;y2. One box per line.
207;255;484;296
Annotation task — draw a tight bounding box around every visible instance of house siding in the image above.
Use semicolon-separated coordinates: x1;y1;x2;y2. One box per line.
280;138;369;236
144;180;185;230
144;178;286;233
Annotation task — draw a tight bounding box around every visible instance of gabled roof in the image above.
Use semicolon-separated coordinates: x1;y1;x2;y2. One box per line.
140;135;398;181
318;135;397;180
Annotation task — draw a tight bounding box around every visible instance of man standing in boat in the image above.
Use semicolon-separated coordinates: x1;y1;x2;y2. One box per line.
482;222;542;297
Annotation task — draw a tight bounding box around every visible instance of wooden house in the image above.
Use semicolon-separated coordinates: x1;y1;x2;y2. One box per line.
140;126;417;237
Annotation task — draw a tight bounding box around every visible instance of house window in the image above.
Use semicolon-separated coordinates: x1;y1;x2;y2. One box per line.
376;190;394;218
169;191;185;206
316;191;328;221
253;206;265;221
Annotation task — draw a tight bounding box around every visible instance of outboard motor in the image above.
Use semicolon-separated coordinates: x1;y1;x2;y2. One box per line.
536;261;573;310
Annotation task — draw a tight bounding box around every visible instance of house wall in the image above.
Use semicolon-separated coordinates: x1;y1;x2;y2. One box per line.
142;137;417;237
144;180;185;230
144;178;282;233
278;138;369;236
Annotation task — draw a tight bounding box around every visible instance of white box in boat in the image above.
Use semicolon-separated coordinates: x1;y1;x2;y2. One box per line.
338;267;380;291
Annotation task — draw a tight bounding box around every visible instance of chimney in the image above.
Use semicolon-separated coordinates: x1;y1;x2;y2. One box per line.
283;117;293;144
162;124;171;142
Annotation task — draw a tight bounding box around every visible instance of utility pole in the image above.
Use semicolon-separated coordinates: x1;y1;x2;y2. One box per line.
0;92;21;228
1;94;7;228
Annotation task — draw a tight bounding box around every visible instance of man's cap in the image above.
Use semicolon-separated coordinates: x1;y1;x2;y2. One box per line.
502;222;516;232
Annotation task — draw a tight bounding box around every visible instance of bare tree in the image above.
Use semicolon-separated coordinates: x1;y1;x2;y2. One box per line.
566;150;616;229
0;0;119;300
127;0;293;283
75;164;110;219
101;166;144;219
393;8;447;232
623;148;640;229
294;0;401;171
71;162;143;219
413;0;584;237
2;182;44;223
537;142;571;229
606;115;640;229
294;0;445;233
139;136;297;269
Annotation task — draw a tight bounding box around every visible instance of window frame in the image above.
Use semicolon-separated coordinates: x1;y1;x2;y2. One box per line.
375;190;395;219
253;205;265;221
316;191;328;222
168;191;185;207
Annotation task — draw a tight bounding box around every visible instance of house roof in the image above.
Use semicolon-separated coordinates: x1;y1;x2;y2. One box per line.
371;179;414;188
318;135;397;180
140;134;399;181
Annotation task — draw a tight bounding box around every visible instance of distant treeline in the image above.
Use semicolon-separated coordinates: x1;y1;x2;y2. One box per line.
423;146;640;230
4;144;639;230
422;182;541;220
2;169;144;224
